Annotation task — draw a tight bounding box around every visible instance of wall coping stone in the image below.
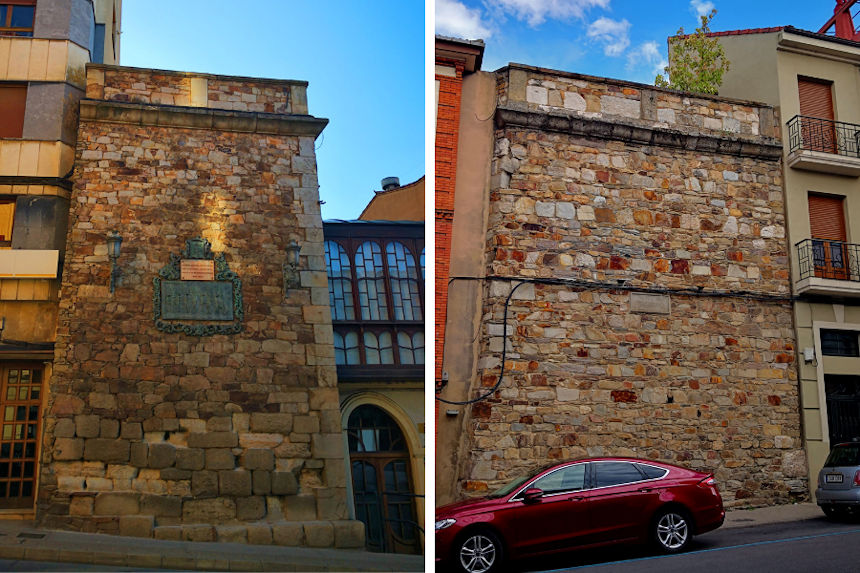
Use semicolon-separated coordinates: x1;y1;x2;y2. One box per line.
79;100;328;137
495;105;783;161
87;63;310;88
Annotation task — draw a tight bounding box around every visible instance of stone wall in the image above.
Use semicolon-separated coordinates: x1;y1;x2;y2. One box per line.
38;65;363;548
504;63;778;138
458;66;807;508
88;65;301;114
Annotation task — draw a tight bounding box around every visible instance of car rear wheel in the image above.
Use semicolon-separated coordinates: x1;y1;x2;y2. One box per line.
652;508;691;553
455;530;503;573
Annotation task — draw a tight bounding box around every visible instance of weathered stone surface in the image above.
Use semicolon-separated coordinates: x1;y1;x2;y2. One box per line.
175;448;205;471
191;470;219;497
236;496;266;520
84;439;130;462
140;495;182;517
271;471;298;495
249;413;292;434
182;498;236;523
119;515;154;538
148;443;176;469
303;521;334;548
247;524;273;545
284;495;317;521
186;432;238;449
252;470;271;495
219;470;252;497
54;419;76;438
205;449;235;470
75;415;100;438
94;493;139;516
272;523;304;546
215;525;247;544
54;438;84;460
242;449;274;470
460;66;804;509
333;520;365;549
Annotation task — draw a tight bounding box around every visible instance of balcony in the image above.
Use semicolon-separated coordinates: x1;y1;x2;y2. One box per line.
786;115;860;176
796;239;860;298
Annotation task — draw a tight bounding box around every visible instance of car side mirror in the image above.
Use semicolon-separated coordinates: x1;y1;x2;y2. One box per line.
522;488;544;504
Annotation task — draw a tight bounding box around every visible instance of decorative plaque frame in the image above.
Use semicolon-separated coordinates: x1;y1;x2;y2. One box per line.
153;238;243;335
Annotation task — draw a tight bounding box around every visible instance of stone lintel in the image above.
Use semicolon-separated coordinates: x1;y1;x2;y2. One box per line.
79;100;328;138
495;106;783;161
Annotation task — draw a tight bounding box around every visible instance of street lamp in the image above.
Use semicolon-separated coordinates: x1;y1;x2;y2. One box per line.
106;230;122;294
282;239;301;294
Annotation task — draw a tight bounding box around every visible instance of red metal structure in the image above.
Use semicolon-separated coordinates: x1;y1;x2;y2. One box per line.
819;0;860;40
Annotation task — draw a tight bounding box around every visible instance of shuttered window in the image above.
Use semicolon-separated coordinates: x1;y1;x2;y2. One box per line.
809;194;846;241
0;84;26;138
799;78;834;121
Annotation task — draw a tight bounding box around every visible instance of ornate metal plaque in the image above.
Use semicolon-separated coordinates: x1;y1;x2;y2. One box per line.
153;237;243;335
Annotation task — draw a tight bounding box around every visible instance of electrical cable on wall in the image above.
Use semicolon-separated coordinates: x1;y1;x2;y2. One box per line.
435;273;796;405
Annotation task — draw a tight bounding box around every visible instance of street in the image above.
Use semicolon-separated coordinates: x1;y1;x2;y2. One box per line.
520;516;860;573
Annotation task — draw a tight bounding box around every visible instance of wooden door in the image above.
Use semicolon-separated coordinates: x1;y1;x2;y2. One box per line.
347;405;420;554
0;364;45;509
809;194;848;280
799;77;836;153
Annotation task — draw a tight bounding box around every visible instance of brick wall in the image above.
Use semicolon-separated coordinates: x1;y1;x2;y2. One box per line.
457;66;807;508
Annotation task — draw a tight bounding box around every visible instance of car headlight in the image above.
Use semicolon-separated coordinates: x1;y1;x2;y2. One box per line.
435;518;456;531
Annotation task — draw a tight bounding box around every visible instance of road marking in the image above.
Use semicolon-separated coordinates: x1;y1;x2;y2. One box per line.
534;528;860;572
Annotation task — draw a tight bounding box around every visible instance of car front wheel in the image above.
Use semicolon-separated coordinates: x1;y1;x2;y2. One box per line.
652;508;691;553
455;530;503;573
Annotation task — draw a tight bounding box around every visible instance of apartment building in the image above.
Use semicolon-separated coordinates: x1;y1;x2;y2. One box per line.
0;0;119;515
716;24;860;493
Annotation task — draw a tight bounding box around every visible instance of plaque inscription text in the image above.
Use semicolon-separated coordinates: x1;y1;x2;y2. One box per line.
160;281;234;321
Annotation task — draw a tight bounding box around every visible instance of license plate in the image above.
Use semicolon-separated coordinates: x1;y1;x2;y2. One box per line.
826;473;844;483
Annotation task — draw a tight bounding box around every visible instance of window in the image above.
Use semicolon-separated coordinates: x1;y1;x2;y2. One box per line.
0;85;26;138
325;241;355;320
809;193;848;280
363;331;394;365
355;241;388;321
334;331;360;365
0;2;35;37
798;77;835;154
821;330;860;357
397;331;424;365
635;463;668;480
0;199;13;247
531;464;586;495
592;462;648;488
386;241;422;321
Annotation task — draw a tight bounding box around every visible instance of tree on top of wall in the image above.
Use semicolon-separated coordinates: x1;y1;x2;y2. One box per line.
655;9;730;95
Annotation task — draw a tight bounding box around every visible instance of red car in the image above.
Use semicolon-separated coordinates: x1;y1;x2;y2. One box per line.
435;457;724;573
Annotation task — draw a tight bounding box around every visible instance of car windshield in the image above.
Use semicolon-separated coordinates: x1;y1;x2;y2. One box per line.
825;444;860;467
487;475;530;499
487;462;561;498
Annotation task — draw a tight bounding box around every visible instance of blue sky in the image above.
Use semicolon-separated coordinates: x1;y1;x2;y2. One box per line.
120;1;424;221
436;0;841;85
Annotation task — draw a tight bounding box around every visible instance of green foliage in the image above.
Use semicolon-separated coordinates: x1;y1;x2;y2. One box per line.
655;9;730;95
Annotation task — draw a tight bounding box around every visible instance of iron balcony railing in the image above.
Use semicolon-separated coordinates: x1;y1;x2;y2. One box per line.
787;115;860;158
796;238;860;282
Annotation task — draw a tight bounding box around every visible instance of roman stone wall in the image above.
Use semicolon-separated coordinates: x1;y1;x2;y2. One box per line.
38;68;363;548
502;63;778;139
459;67;807;508
89;65;298;114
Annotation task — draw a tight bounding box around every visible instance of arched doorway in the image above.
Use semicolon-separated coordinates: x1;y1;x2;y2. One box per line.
347;404;420;554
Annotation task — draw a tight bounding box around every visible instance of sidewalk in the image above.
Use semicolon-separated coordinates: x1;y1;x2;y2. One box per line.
723;502;823;529
0;504;824;572
0;519;424;572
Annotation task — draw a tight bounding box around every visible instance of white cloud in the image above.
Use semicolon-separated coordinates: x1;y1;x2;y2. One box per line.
587;17;630;56
436;0;492;39
690;0;715;18
627;41;667;76
495;0;611;27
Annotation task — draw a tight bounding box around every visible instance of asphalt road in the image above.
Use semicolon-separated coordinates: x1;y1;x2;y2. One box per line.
0;560;184;572
521;516;860;573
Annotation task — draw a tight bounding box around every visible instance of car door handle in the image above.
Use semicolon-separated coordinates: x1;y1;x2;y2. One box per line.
638;488;653;493
567;496;584;501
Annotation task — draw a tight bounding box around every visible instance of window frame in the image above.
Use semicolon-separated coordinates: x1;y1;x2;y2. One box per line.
0;1;36;37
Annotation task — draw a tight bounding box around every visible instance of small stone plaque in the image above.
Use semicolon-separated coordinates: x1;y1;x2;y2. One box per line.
630;292;671;314
181;259;215;281
161;281;233;321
